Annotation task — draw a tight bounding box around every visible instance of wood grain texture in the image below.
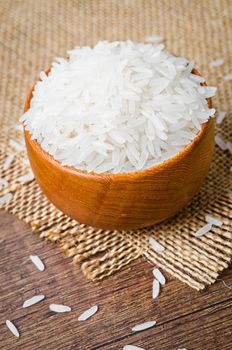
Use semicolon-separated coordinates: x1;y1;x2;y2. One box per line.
24;70;215;230
0;210;231;350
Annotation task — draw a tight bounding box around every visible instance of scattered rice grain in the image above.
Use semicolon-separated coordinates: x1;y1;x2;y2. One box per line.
3;153;15;171
132;320;156;332
49;304;71;313
22;158;30;166
23;294;45;308
123;345;145;350
216;111;226;124
17;172;34;183
194;223;212;237
210;58;224;67
29;254;45;271
215;134;227;150
224;73;232;81
149;237;165;252
9;139;24;152
226;141;232;154
0;178;8;187
205;215;223;227
15;124;23;132
144;35;164;43
78;305;98;321
0;192;13;205
152;268;166;285
152;279;160;299
6;320;20;338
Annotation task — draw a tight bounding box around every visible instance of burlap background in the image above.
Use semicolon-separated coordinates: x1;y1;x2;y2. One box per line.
0;0;231;290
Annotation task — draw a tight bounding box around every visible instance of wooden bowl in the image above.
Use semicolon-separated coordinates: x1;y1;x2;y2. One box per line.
24;69;215;230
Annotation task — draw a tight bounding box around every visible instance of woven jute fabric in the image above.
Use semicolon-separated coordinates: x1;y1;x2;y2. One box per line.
0;0;231;290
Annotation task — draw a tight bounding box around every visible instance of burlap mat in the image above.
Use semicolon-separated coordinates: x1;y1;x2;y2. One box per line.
0;0;231;290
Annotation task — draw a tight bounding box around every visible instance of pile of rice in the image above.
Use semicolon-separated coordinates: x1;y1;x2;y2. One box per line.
21;41;216;174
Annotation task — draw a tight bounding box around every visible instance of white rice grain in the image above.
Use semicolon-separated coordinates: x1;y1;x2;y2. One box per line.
78;305;98;321
49;304;71;313
0;178;8;187
194;223;212;237
152;268;166;285
149;237;165;252
15;124;23;132
210;58;224;67
224;74;232;81
3;153;15;171
226;141;232;154
0;193;13;205
144;35;164;43
21;41;216;174
216;111;226;125
215;134;227;150
132;320;156;332
205;215;223;227
23;294;45;308
29;255;45;271
17;172;34;183
152;279;160;299
22;158;30;167
9;139;24;152
123;345;145;350
6;320;20;338
189;74;205;83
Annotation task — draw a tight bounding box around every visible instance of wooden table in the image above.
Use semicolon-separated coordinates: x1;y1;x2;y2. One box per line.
0;210;231;350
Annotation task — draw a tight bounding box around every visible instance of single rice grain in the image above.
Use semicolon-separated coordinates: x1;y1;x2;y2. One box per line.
132;320;156;332
78;305;98;321
0;178;8;187
205;215;223;227
6;320;20;338
215;134;227;150
149;237;165;252
3;154;15;171
194;223;212;237
17;172;34;183
49;304;71;313
0;193;13;205
23;294;45;308
152;268;166;285
29;255;45;271
144;35;164;43
22;158;30;166
216;111;226;125
226;141;232;154
15;124;23;132
123;345;145;350
9;139;24;152
224;74;232;81
210;58;224;67
152;279;160;299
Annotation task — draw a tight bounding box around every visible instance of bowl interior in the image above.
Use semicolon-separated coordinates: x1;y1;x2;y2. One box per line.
24;68;213;179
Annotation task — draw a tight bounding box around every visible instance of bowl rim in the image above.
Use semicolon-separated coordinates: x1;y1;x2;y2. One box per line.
24;67;213;180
